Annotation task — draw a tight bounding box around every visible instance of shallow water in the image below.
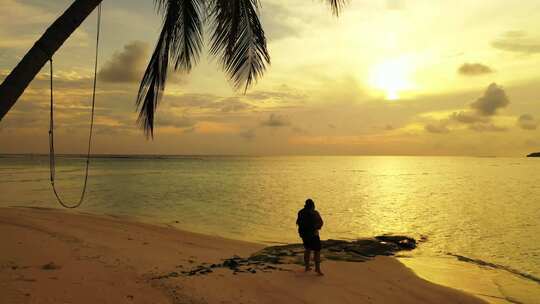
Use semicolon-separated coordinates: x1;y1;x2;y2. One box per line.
1;155;539;301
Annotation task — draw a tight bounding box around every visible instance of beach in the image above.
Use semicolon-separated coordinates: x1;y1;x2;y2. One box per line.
1;155;539;303
0;206;486;304
1;0;539;302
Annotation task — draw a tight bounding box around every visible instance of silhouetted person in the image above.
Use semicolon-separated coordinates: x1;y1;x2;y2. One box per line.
296;198;324;275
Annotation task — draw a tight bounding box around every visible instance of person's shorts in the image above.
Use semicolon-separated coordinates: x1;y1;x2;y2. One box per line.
301;235;321;251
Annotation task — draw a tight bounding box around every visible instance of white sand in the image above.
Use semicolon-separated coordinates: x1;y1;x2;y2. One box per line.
0;207;486;304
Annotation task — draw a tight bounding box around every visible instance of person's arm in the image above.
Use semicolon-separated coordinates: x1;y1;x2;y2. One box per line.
315;211;323;230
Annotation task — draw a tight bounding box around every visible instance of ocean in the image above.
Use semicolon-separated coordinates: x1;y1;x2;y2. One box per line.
1;155;539;302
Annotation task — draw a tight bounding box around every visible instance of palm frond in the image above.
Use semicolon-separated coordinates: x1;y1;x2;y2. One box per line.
137;0;347;137
136;0;204;137
209;0;270;92
136;19;170;137
325;0;348;16
172;0;204;70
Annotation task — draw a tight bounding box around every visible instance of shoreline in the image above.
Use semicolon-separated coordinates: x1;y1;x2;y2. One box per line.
0;206;487;304
400;256;540;304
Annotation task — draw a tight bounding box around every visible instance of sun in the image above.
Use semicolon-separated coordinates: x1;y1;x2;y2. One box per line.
369;57;413;100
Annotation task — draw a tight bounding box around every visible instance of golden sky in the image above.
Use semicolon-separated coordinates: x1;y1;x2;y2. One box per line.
1;0;539;156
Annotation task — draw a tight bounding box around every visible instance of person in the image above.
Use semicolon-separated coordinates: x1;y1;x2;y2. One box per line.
296;198;324;275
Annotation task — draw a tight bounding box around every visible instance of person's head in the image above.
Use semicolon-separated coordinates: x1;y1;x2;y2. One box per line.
305;198;315;210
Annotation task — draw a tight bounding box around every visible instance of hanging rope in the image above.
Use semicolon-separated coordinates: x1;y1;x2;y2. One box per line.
49;4;102;209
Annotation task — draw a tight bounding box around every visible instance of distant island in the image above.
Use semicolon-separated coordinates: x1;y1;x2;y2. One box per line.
527;152;540;157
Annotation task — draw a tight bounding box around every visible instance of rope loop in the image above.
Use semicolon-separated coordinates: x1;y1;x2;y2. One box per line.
49;4;102;209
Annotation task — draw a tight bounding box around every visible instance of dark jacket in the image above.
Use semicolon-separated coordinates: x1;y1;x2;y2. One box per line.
296;208;323;238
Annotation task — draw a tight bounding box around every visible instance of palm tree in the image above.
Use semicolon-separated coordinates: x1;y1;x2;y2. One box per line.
0;0;346;136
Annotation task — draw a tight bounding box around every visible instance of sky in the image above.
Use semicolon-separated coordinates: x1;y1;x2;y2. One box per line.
0;0;539;156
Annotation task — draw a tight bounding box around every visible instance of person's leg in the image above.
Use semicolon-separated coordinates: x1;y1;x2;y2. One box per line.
314;250;323;275
304;249;312;271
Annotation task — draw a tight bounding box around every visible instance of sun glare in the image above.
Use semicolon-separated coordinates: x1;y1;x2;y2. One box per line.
369;57;413;100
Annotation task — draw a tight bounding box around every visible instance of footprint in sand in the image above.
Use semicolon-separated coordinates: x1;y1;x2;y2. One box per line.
41;262;61;270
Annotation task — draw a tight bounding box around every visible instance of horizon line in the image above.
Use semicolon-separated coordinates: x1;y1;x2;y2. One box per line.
0;153;529;158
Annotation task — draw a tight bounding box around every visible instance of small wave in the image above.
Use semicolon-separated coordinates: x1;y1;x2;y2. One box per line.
448;253;540;284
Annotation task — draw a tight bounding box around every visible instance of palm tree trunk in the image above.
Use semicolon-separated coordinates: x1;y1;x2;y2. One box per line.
0;0;103;122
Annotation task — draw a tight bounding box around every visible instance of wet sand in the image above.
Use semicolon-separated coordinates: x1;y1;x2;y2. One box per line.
0;207;486;304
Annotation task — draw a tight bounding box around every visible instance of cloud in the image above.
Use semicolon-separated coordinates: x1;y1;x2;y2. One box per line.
517;114;538;130
0;114;42;130
0;0;90;50
260;2;301;41
458;63;493;76
168;94;254;113
169;94;215;107
424;122;449;134
470;83;509;116
468;123;507;132
246;88;306;102
99;41;149;83
0;0;54;27
93;118;136;136
424;117;506;134
157;114;197;129
422;84;512;134
491;31;540;54
217;98;253;113
426;84;510;133
449;111;488;124
261;114;290;127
